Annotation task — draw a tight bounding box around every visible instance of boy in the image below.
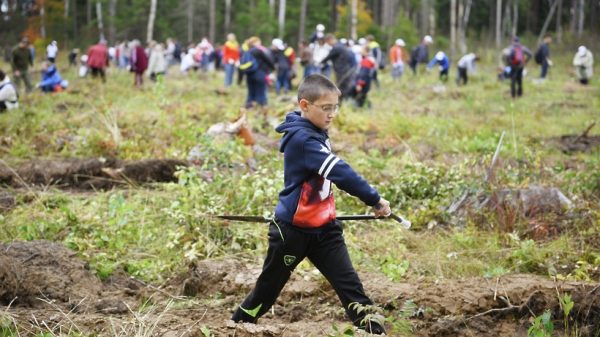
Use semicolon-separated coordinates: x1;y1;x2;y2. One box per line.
231;74;391;335
352;47;376;108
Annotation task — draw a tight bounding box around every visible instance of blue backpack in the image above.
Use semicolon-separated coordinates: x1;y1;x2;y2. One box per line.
239;49;259;74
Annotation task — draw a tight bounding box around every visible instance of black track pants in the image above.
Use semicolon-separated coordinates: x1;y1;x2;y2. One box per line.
232;220;374;327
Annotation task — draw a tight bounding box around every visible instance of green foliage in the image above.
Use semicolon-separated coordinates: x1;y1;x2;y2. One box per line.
200;325;213;337
336;0;375;39
385;9;420;48
381;256;410;281
527;310;554;337
328;324;356;337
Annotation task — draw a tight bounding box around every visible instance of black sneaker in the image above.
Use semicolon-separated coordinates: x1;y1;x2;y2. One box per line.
364;320;386;335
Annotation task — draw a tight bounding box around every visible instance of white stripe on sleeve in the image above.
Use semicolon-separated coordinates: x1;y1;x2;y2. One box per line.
318;154;335;175
323;157;340;179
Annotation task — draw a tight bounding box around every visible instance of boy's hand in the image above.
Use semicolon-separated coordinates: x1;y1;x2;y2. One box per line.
373;198;391;218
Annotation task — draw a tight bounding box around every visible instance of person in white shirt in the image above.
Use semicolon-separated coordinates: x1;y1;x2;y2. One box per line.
46;41;58;63
456;53;479;85
312;38;332;78
0;69;19;112
147;41;168;81
573;46;593;85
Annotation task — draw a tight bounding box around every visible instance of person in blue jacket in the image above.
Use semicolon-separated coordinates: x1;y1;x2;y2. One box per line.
231;74;392;335
38;61;67;92
427;51;450;82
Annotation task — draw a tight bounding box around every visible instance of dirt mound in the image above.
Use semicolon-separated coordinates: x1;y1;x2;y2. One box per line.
2;247;598;336
403;275;599;337
0;158;188;190
0;241;103;308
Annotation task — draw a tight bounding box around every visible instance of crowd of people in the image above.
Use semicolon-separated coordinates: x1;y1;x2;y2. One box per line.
0;25;595;113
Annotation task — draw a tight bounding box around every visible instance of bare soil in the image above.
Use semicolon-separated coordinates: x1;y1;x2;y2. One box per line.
1;240;598;336
0;158;188;190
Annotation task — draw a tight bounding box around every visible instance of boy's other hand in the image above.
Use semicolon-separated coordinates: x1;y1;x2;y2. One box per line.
373;198;391;218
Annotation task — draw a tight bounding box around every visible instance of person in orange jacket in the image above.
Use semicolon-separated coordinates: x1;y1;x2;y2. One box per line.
223;33;241;88
389;39;408;80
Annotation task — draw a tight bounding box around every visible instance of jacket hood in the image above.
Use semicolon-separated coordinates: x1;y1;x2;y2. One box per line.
275;111;325;152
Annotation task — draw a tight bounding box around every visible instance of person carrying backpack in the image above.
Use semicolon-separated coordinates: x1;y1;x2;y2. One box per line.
506;37;532;98
534;35;552;79
239;37;275;108
409;35;433;75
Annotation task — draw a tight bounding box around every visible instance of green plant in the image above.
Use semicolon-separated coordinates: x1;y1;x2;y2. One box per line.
200;325;213;337
348;302;387;335
528;310;554;337
386;300;417;336
558;293;574;335
328;324;355;337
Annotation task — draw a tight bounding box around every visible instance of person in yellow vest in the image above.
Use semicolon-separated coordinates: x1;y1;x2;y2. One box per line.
366;35;382;88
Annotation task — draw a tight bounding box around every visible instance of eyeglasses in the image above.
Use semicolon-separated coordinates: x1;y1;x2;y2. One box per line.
307;102;340;114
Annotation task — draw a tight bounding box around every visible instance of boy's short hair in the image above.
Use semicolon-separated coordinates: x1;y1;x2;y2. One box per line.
297;74;341;103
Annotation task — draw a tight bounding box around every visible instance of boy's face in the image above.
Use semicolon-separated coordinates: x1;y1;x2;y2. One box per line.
299;92;340;130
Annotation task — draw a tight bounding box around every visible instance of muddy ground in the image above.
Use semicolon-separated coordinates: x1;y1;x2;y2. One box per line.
0;158;188;190
0;240;598;337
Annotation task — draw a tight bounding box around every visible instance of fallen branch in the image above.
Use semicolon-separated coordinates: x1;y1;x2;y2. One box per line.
485;131;505;185
573;122;596;144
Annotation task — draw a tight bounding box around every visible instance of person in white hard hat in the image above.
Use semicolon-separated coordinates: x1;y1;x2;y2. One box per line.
310;24;326;44
572;46;593;85
389;39;407;80
409;35;433;75
427;51;450;82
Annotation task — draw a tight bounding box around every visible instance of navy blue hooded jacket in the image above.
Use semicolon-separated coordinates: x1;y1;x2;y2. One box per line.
274;111;381;229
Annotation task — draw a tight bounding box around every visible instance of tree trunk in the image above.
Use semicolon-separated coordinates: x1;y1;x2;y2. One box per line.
225;0;231;33
330;0;337;33
590;0;598;33
269;0;275;17
577;0;584;37
299;0;307;43
538;0;558;44
96;2;105;42
41;0;46;39
350;0;358;40
278;0;286;38
450;0;457;58
209;0;215;42
460;0;472;53
108;0;116;45
555;0;562;42
146;0;156;43
87;0;92;25
64;0;69;18
512;0;518;37
496;0;502;49
73;0;78;43
187;0;193;43
420;0;430;36
502;0;511;38
570;0;577;34
374;0;381;25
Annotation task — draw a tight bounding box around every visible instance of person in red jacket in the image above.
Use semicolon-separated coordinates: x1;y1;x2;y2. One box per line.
86;40;109;83
130;40;148;88
222;33;240;88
